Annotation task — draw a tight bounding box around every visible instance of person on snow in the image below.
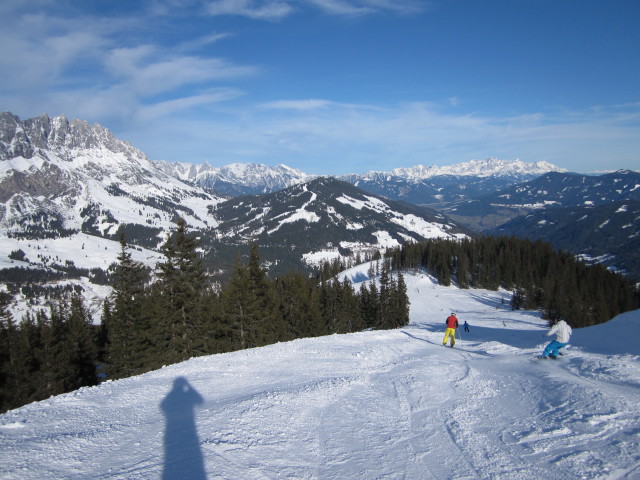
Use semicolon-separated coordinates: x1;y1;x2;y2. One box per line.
463;321;470;332
443;313;459;347
539;318;572;359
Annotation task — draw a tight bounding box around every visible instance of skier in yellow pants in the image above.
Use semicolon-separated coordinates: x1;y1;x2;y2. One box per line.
443;313;459;347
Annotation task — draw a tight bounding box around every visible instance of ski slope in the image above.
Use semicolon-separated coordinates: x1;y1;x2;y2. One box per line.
1;268;639;479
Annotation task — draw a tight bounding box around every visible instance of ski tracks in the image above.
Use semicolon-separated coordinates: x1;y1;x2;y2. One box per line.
450;353;640;479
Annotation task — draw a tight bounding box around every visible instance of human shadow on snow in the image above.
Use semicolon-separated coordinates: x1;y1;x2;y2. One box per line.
160;377;206;480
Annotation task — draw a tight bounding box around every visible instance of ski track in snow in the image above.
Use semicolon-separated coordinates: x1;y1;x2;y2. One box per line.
1;267;639;479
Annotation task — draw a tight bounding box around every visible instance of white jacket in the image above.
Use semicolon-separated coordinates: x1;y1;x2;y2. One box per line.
547;320;572;343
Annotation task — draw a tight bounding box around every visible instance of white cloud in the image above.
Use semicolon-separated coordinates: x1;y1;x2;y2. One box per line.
141;99;640;174
203;0;426;19
104;47;257;96
205;0;295;19
260;99;333;110
135;88;245;121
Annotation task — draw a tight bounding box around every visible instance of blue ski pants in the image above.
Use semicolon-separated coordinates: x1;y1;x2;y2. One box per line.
542;340;567;357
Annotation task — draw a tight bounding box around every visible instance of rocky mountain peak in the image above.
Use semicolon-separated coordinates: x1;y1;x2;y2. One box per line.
0;113;148;166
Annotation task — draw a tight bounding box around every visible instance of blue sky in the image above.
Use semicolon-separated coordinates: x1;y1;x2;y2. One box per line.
1;0;639;175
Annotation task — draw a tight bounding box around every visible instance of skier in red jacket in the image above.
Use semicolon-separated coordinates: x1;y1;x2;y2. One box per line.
443;313;459;347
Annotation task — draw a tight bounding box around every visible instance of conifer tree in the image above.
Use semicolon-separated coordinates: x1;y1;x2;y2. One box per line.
359;281;380;330
393;271;410;327
154;218;208;363
222;244;284;349
222;257;255;350
107;233;148;378
0;292;17;411
64;295;98;391
40;304;68;397
275;271;322;340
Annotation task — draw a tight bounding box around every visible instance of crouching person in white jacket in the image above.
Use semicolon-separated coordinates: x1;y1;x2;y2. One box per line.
539;318;572;359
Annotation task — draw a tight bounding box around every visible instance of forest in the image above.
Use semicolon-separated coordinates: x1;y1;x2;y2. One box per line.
1;224;639;413
386;236;639;328
0;220;409;412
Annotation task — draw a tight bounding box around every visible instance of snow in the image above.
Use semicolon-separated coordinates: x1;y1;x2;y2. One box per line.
335;194;464;241
0;233;164;324
381;158;565;180
1;268;639;479
269;188;320;234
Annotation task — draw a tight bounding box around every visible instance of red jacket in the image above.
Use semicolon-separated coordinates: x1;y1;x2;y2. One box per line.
446;315;459;329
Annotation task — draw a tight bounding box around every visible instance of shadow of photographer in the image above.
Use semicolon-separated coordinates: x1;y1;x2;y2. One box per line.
160;377;206;480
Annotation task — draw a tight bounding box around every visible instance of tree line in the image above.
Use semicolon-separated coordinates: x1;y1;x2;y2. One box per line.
386;236;639;328
0;219;409;412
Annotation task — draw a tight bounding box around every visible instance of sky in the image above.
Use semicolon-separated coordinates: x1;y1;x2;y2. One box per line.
1;0;639;175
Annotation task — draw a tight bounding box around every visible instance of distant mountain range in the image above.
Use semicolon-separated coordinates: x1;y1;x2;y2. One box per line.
337;159;566;207
156;156;565;204
155;161;313;197
445;170;640;230
1;112;638;321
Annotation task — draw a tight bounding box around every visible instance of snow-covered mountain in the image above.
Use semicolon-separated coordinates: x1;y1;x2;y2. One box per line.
0;112;222;321
2;266;639;479
156;157;564;203
361;157;563;180
156;160;314;196
439;170;640;279
337;158;566;207
0;112;222;242
203;176;469;276
490;200;640;279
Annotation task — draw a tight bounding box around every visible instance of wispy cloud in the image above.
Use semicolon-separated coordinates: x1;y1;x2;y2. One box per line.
105;46;256;96
259;99;334;110
151;99;640;173
203;0;426;19
0;2;256;125
205;0;295;19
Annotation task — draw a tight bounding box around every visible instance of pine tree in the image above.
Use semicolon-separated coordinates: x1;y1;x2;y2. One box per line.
222;257;255;350
393;271;410;327
0;292;17;411
221;244;284;349
106;234;148;378
360;281;380;330
154;218;208;363
63;295;98;391
40;304;68;398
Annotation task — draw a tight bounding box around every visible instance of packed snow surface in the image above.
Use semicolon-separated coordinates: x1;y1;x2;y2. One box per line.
1;268;639;479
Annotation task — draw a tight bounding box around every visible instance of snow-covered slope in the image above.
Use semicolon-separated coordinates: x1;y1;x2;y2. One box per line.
1;267;638;479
